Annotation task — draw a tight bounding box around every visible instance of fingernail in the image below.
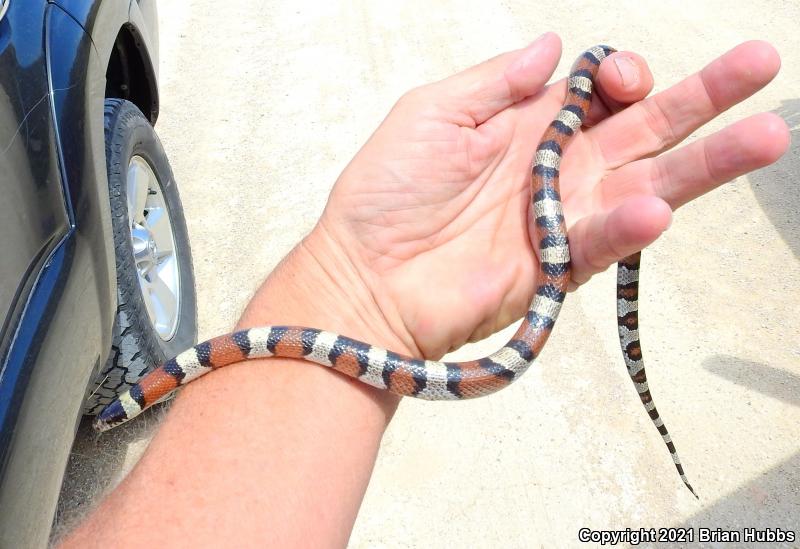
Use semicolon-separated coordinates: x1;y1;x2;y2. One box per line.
614;56;640;88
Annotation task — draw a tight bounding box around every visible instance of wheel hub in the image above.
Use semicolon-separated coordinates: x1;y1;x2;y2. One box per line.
131;226;159;273
126;156;181;340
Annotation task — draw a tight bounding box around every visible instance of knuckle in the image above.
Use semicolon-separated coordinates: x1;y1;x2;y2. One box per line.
639;97;677;151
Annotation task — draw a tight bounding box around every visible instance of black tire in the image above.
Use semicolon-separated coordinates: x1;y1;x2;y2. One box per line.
83;99;197;414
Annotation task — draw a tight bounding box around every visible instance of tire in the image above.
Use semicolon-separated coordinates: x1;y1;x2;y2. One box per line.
83;99;197;415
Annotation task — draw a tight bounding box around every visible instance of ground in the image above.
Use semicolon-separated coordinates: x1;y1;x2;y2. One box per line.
54;1;799;546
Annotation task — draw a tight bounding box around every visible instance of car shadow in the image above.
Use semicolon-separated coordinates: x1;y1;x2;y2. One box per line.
748;99;800;258
51;401;172;542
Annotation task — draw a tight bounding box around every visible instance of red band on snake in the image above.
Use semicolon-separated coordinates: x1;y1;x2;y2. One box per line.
95;46;697;498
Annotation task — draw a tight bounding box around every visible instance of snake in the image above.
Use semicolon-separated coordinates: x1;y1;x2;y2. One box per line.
94;46;697;498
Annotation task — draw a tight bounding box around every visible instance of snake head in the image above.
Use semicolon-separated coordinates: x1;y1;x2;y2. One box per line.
93;399;128;432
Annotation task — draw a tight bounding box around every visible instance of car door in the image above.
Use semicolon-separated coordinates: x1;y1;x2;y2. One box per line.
0;0;70;365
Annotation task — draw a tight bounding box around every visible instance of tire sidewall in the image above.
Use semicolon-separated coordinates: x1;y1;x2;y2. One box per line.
107;101;196;359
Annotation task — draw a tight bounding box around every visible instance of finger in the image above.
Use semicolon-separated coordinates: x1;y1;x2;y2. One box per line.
590;40;781;168
567;196;672;290
598;112;790;210
652;112;789;208
431;32;562;126
584;51;655;127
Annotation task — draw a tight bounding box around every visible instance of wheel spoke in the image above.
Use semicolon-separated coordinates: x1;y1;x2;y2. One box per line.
145;208;175;255
138;277;158;329
148;274;178;338
127;162;150;225
155;257;179;293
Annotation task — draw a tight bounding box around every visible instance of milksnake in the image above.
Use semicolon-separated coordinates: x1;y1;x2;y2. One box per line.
95;46;697;497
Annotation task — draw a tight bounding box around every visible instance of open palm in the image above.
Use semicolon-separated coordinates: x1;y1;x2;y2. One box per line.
319;34;787;358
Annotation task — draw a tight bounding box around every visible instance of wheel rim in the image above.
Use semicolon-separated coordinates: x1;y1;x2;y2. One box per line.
126;155;181;341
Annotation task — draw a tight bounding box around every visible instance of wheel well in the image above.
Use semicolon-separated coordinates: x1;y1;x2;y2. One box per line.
105;24;159;124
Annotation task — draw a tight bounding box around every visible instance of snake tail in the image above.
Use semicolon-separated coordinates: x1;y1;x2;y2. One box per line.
94;45;697;499
617;252;698;498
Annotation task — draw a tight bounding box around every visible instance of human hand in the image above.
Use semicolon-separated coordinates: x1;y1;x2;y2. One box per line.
67;33;788;549
301;33;788;359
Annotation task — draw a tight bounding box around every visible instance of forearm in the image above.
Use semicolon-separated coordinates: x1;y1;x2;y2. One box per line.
61;228;413;548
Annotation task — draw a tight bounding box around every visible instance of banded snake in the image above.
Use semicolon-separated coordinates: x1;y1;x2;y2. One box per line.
95;45;697;498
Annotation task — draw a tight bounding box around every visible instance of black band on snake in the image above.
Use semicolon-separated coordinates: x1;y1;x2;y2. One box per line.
95;45;697;498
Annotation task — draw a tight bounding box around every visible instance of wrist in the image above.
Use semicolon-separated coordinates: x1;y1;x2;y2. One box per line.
236;225;417;413
70;230;410;548
237;224;419;359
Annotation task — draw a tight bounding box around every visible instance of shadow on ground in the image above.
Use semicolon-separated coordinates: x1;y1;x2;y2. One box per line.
682;451;799;536
749;99;800;258
677;355;800;540
703;354;800;408
670;98;800;543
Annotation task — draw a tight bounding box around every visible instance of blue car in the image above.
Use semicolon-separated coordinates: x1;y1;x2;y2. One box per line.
0;1;196;545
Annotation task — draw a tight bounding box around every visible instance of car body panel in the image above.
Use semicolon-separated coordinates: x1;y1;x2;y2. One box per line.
0;0;72;470
0;0;71;369
56;0;160;122
0;0;161;545
0;7;112;546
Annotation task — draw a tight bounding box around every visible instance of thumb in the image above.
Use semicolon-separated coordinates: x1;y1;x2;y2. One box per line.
431;32;562;125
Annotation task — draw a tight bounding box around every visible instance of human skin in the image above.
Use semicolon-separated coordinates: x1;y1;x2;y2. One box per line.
61;34;788;548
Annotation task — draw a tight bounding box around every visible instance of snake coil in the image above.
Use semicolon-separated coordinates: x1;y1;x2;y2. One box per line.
95;46;697;498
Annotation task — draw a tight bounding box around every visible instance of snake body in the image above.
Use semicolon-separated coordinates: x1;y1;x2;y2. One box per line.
95;46;697;497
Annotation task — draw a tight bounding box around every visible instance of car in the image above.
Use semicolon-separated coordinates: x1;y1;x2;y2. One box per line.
0;1;196;546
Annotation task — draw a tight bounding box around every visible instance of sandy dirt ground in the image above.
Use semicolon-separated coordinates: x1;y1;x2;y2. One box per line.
54;1;799;546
